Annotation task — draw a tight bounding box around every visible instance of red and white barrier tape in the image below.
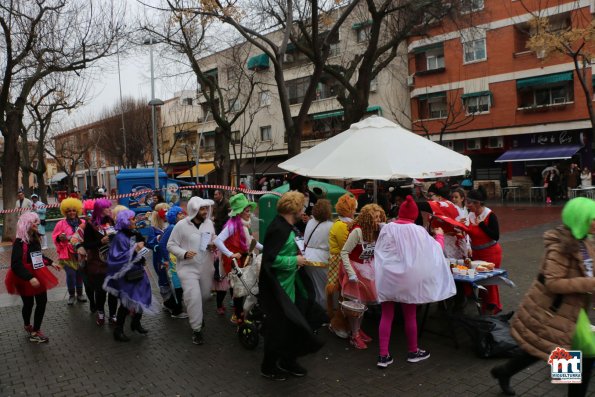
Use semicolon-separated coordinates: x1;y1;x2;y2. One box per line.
0;185;281;214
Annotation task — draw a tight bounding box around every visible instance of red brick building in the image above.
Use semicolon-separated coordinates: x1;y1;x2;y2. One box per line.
407;0;594;189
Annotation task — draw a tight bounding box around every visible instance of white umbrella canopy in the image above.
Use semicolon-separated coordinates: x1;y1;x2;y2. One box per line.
279;116;472;180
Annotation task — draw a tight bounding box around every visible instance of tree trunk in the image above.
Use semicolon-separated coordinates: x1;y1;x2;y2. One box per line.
37;172;48;203
21;168;31;196
1;117;21;241
214;127;231;185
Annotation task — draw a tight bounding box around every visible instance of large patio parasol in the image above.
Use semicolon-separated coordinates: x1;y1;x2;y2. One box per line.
279;116;471;180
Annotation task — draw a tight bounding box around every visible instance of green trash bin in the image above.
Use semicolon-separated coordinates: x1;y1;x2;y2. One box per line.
257;180;352;239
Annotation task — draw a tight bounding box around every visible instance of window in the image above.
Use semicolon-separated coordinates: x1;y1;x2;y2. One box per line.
414;43;445;74
259;90;271;106
464;94;491;114
182;97;193;106
513;24;531;53
316;74;341;100
518;83;573;108
228;99;241;112
286;76;310;105
418;93;448;119
463;38;486;63
200;102;215;121
321;30;340;56
462;0;484;12
260;126;272;141
370;76;378;92
231;130;241;144
426;53;445;70
356;25;371;43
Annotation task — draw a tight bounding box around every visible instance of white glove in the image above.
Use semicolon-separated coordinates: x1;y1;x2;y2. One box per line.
348;274;359;283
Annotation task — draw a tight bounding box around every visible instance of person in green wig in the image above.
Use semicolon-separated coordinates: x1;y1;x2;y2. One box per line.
214;193;262;324
491;197;595;396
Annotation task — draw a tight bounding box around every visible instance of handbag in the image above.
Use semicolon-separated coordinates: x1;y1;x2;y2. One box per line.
572;308;595;357
124;267;145;282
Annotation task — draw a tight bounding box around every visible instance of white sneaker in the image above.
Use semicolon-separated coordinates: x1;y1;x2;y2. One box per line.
328;324;349;339
171;312;189;319
407;349;430;363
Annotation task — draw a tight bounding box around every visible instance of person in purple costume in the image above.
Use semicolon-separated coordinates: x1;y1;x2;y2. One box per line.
104;209;157;342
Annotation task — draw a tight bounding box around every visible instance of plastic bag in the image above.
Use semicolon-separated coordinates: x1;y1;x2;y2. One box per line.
229;254;261;298
572;308;595;357
454;312;520;358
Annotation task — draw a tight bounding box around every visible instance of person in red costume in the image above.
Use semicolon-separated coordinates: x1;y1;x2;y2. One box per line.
465;186;502;314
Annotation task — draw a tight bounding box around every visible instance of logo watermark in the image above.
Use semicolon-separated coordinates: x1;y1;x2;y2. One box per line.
548;347;582;384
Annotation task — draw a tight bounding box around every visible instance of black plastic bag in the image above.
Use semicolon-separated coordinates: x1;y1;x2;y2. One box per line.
453;311;521;358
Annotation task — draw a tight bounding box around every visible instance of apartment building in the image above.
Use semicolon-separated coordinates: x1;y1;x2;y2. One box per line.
408;0;595;188
158;9;412;185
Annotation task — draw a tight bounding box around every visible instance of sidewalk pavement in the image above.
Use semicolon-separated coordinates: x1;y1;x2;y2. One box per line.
0;203;579;397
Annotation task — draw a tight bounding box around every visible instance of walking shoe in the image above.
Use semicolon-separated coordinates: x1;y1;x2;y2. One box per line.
328;324;349;339
260;367;287;381
359;329;373;343
162;304;172;314
277;360;307;377
490;366;516;396
171;312;189;319
349;332;368;350
113;328;130;342
407;348;430;363
67;296;76;305
29;330;49;343
96;312;105;326
24;324;34;335
77;295;87;303
192;330;204;345
230;314;238;324
109;315;117;326
216;307;226;315
377;355;394;369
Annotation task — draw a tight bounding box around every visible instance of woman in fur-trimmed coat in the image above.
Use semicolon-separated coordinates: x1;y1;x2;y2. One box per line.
491;197;595;397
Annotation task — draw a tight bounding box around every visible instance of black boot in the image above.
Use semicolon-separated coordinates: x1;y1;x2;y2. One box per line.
490;366;515;396
113;326;130;342
131;313;148;334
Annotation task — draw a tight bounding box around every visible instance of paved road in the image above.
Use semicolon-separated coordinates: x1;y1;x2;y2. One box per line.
0;204;586;397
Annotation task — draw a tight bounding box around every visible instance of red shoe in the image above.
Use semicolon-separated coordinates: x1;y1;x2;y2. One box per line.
24;324;34;335
359;329;373;343
350;332;368;350
216;307;226;315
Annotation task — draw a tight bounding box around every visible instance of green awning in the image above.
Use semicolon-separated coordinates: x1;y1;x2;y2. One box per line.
366;105;383;115
312;110;344;120
352;20;373;29
205;68;218;77
413;42;444;54
516;71;573;89
417;92;447;100
461;90;492;99
202;130;215;137
247;53;269;70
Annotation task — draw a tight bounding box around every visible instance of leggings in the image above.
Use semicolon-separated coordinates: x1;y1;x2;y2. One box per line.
64;266;83;296
87;273;117;316
379;301;417;356
21;293;48;331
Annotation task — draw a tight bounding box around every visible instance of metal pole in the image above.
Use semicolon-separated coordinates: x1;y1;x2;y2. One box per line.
117;42;127;167
149;39;160;190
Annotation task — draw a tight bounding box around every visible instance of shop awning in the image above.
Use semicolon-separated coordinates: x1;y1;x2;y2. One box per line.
495;144;582;162
178;162;216;178
247;53;269;70
48;172;67;183
516;71;573;89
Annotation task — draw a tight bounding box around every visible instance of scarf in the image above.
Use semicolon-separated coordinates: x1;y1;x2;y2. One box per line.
66;217;79;233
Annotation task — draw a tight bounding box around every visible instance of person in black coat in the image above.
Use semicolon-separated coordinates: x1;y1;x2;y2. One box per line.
258;191;327;381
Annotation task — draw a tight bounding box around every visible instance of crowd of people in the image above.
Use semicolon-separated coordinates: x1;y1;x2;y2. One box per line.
4;182;595;396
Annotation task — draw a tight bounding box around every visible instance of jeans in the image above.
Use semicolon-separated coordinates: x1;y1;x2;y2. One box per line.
64;266;83;296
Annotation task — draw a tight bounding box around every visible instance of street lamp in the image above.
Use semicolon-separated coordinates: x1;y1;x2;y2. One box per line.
144;37;163;190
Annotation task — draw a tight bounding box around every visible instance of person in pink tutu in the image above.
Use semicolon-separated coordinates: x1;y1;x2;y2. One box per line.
339;203;386;350
5;212;62;343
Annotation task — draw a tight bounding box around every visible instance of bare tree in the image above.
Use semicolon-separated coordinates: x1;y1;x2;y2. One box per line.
143;3;264;185
46;129;101;193
522;3;595;167
19;74;86;202
96;98;152;168
0;0;127;240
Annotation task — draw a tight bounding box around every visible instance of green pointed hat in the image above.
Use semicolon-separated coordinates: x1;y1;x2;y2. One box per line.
229;193;257;216
562;197;595;240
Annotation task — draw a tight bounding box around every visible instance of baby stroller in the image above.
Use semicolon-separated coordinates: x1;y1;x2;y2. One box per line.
230;255;264;350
